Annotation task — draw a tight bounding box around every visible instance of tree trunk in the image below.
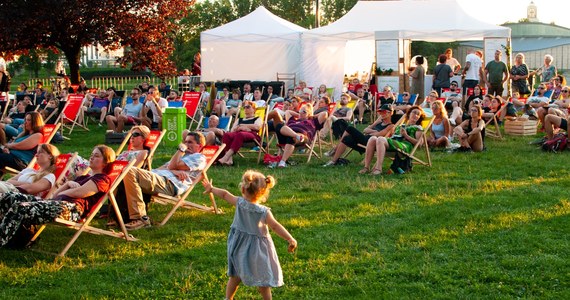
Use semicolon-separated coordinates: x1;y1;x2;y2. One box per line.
63;47;81;84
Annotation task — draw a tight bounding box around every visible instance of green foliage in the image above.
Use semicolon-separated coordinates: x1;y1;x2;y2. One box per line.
320;0;357;26
411;41;460;73
0;125;569;298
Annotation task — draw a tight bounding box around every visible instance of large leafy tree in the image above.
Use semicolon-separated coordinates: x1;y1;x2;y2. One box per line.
0;0;192;83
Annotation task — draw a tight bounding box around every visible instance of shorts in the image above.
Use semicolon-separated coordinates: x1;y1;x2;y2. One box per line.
126;116;137;124
561;118;568;131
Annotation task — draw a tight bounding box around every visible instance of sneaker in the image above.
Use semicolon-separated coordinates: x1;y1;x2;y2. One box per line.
125;216;151;230
324;148;336;157
323;160;336;167
278;161;287;168
98;122;103;127
295;135;305;143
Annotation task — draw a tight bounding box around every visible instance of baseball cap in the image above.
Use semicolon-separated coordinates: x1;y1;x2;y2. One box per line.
378;104;394;112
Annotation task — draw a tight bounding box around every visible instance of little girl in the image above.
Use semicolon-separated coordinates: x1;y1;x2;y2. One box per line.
202;170;297;300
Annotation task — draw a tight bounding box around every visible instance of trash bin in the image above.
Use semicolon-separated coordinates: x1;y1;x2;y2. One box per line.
162;107;186;146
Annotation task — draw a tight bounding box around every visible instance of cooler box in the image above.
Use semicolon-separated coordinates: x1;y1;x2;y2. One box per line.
162;107;186;146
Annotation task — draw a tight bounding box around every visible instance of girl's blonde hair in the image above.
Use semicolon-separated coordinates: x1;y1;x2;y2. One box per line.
240;170;276;203
33;144;60;182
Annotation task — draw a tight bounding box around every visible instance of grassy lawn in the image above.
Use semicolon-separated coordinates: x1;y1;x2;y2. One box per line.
0;124;569;299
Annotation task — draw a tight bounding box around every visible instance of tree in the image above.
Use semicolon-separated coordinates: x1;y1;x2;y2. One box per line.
0;0;193;83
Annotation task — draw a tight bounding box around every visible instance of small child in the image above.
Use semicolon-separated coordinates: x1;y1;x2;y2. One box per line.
202;170;297;300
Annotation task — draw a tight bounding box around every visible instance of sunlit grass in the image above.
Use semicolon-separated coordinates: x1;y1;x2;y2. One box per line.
0;124;569;298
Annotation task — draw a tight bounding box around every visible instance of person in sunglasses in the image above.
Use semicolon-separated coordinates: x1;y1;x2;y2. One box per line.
217;101;263;166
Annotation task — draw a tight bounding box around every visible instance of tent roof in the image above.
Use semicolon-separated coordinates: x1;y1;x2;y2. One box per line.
202;6;306;42
304;0;510;42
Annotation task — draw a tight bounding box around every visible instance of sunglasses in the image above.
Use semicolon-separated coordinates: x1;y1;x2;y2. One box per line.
300;110;307;114
538;87;546;89
131;132;143;137
244;105;252;109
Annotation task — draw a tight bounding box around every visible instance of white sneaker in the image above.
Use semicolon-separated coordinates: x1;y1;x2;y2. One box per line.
323;160;335;167
278;161;287;168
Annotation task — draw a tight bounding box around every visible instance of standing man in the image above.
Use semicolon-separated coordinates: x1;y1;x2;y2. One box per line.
462;50;484;96
484;50;509;96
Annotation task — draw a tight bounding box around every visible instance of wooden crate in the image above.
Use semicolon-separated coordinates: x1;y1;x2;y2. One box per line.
504;120;538;136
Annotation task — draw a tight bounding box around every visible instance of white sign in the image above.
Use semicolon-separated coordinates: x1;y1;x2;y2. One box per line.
376;40;399;71
377;76;400;95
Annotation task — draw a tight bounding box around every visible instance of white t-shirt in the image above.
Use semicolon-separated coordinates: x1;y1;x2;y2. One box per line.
145;97;168;122
465;53;482;81
17;168;56;186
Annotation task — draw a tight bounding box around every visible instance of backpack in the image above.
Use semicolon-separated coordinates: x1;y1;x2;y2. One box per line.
542;133;568;152
5;224;38;249
390;152;413;174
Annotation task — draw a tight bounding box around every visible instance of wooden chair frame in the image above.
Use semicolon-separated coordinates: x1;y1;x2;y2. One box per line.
152;144;225;226
115;128;166;170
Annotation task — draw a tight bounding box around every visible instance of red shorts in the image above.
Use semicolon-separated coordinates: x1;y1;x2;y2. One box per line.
126;116;137;124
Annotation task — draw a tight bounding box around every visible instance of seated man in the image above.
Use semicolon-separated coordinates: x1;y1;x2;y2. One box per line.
82;88;113;126
194;114;225;145
106;88;144;133
122;132;207;230
350;87;371;124
263;85;280;103
252;89;266;108
394;92;413;115
141;87;168;129
528;83;551;124
441;81;462;100
323;104;395;166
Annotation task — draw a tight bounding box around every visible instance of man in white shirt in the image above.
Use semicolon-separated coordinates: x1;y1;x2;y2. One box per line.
462;50;484;95
242;83;253;101
142;87;168;129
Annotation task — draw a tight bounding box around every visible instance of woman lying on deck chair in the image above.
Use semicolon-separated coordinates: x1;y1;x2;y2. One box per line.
0;144;60;196
0;145;114;247
267;103;328;168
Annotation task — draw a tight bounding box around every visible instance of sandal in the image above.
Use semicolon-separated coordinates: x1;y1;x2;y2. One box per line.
358;167;369;174
370;168;382;176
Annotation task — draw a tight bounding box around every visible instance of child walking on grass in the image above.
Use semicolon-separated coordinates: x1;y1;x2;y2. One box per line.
202;170;297;300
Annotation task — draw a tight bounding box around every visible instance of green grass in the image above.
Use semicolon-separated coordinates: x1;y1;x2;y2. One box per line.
1;124;569;299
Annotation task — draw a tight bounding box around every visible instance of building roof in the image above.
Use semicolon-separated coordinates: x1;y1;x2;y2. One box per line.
501;22;570;38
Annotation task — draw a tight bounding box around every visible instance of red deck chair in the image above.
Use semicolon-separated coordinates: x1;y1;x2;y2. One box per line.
30;159;138;257
181;91;202;130
116;129;166;170
43;152;78;199
59;94;88;139
152;144;226;226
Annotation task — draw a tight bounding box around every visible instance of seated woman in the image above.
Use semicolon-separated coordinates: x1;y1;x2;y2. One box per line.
269;103;328;168
116;126;151;168
217;101;263;166
465;84;484;112
360;106;425;175
323;104;395;166
1;96;34;140
482;96;504;122
321;95;352;139
226;89;242;117
421;90;439;110
545;86;570;118
315;84;330;101
0;145;115;247
454;105;485;152
0;144;60;196
0;112;44;176
427;100;451;148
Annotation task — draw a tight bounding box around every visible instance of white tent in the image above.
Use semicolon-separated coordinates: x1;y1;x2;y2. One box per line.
201;6;306;82
302;0;511;98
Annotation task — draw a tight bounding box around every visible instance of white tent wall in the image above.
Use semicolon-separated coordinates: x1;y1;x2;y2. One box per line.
201;41;301;82
201;6;306;82
301;0;510;99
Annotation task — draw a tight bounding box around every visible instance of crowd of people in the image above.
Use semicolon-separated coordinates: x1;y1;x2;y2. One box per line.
0;48;568;298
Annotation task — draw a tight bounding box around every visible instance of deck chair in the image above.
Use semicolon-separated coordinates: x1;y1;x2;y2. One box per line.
234;105;269;163
116;128;166;170
2;123;62;178
196;115;233;132
466;87;487;97
152;144;225;226
59;94;89;138
484;103;507;139
395;115;435;167
29;159;137;257
43;152;78;199
181;91;202;130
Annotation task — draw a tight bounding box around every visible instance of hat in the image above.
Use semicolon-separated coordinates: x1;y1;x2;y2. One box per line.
378;104;394;112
